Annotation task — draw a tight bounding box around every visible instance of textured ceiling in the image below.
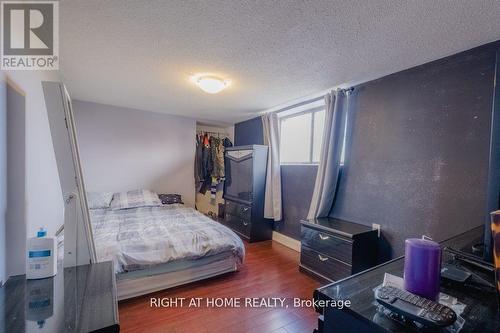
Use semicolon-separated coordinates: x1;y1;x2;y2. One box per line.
59;0;500;124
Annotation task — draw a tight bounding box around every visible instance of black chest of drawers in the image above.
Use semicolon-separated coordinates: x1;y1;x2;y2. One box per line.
1;261;119;333
222;145;273;242
223;199;273;242
299;218;378;282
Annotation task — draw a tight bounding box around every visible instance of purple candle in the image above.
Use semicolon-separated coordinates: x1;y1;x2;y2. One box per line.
403;238;442;301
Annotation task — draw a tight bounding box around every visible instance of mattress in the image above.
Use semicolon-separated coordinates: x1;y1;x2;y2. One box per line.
90;203;245;273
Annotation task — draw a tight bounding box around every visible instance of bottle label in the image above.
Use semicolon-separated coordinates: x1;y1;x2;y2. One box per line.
28;250;51;258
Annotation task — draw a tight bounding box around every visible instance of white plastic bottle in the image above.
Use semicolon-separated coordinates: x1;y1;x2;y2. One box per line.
26;227;57;279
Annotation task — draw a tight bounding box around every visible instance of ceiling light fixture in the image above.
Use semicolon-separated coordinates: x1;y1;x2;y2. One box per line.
191;75;230;94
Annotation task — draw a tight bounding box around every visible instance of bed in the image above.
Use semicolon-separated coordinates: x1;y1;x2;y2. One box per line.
89;201;245;300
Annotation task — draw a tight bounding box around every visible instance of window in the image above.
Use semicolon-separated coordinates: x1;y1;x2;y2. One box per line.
280;105;325;164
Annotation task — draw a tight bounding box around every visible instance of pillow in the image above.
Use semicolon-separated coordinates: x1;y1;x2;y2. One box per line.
110;189;162;210
158;193;183;205
87;192;114;210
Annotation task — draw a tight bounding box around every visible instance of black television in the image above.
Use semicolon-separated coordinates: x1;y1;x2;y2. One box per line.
224;149;255;203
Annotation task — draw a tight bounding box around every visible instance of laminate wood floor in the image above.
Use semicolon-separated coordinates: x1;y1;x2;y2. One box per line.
119;240;322;333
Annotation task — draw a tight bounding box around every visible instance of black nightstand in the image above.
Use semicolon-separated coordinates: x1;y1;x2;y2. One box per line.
313;226;499;332
299;218;378;282
1;261;119;332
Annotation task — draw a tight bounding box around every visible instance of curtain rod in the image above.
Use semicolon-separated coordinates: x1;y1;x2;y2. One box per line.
274;87;354;115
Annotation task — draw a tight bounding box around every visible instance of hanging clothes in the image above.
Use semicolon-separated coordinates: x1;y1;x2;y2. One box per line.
208;135;216;177
199;133;211;194
212;137;225;179
194;134;203;184
196;131;232;194
222;137;233;186
210;178;217;204
222;137;233;149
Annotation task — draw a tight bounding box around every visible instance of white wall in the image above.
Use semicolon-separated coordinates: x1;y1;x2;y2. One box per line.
6;83;26;277
224;125;235;144
73;101;196;207
7;72;63;238
2;71;63;277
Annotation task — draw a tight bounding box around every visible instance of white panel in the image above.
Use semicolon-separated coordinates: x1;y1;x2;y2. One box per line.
43;82;95;267
117;256;238;300
6;83;26;277
0;74;5;284
4;70;63;270
272;232;301;252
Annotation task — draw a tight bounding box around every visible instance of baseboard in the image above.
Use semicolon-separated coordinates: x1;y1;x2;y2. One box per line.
272;231;301;252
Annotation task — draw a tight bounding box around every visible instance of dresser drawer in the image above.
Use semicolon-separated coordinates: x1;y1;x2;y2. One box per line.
301;226;353;264
224;213;251;238
300;246;352;281
225;200;251;221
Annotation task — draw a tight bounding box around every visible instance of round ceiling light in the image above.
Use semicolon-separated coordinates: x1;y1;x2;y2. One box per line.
191;75;230;94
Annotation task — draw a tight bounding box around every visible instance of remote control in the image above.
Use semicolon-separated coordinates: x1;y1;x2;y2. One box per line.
375;286;457;327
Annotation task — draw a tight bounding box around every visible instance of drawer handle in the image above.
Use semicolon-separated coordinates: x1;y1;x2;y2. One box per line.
318;254;329;262
319;234;330;241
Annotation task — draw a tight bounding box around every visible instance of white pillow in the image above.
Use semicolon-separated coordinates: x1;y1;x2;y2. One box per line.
110;189;162;210
87;192;114;210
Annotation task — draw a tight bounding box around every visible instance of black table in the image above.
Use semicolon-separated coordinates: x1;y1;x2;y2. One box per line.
314;226;500;332
0;261;119;332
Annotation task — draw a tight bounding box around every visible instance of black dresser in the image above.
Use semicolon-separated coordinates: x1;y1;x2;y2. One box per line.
1;261;119;332
313;226;500;333
222;145;273;242
300;218;378;282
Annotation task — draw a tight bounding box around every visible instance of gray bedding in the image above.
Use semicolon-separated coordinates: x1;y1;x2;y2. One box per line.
90;204;245;273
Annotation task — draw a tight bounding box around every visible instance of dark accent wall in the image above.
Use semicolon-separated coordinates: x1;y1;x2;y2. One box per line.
234;115;317;240
276;165;317;238
234;117;264;146
234;42;500;251
484;50;500;262
332;42;499;258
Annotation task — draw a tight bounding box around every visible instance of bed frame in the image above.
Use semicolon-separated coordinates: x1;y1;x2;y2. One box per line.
44;81;243;299
116;252;240;300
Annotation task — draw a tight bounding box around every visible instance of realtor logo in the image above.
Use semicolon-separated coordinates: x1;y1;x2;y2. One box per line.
1;1;59;70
